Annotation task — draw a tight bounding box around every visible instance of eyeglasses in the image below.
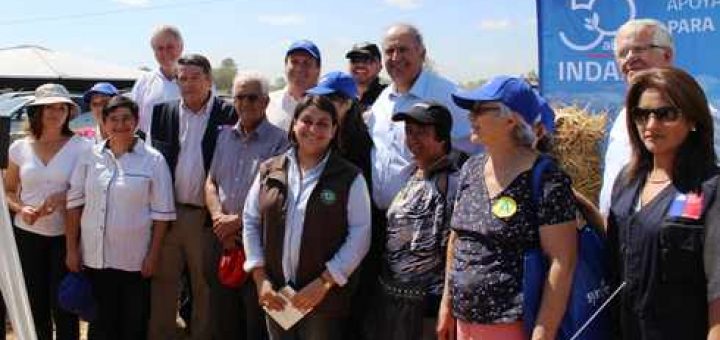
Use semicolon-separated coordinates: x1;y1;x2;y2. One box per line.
234;94;261;103
616;44;666;59
631;106;682;125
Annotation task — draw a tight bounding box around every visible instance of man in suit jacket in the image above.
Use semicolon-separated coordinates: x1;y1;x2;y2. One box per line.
148;53;237;340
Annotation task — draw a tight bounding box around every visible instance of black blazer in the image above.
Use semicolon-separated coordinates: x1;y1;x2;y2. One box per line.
150;97;237;180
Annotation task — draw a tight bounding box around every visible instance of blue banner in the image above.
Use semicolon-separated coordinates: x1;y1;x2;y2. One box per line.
538;0;720;118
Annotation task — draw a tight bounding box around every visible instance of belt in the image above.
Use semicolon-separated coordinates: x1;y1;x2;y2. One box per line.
176;202;205;210
378;276;425;301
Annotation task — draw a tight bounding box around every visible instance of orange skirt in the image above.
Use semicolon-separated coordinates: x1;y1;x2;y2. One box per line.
456;320;525;340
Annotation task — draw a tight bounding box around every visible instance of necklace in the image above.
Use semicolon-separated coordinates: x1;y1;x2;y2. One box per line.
647;177;671;184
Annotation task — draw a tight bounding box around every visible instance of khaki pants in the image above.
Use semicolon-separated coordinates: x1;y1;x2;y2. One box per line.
149;205;210;340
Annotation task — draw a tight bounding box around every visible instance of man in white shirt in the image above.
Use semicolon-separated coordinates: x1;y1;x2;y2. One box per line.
599;19;720;215
266;40;321;131
148;54;237;340
130;25;183;135
368;23;476;210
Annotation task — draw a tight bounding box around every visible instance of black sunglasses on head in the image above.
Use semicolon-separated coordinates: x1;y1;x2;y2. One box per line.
631;106;681;124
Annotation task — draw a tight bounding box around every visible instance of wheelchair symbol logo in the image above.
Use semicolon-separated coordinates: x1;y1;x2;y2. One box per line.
559;0;637;51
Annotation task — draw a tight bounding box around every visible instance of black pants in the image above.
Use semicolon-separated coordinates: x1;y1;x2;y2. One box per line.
86;268;150;340
14;227;79;340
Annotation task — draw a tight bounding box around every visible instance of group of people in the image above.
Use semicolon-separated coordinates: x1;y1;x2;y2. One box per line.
3;17;720;340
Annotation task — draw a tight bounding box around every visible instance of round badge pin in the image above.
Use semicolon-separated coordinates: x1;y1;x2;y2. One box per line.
492;196;517;218
320;189;337;205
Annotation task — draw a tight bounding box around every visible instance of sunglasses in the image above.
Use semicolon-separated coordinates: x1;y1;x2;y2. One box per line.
349;55;374;64
234;94;261;103
631;106;682;124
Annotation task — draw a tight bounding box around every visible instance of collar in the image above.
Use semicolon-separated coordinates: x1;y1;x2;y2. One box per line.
232;117;271;139
180;94;214;116
422;149;465;179
288;147;332;175
100;137;144;156
154;67;177;82
389;68;430;99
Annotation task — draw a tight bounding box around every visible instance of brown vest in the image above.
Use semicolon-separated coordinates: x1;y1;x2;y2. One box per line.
258;151;360;315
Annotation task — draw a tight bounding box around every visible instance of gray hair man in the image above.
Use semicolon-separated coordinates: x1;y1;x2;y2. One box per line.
131;25;184;135
368;23;474;210
599;18;720;215
204;71;288;340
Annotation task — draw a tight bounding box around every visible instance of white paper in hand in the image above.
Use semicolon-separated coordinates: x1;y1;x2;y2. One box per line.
263;286;310;330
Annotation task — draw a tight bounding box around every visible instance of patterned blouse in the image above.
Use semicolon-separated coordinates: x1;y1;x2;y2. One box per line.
449;154;576;323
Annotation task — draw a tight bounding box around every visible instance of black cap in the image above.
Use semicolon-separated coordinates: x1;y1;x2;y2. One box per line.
345;42;382;61
392;101;453;134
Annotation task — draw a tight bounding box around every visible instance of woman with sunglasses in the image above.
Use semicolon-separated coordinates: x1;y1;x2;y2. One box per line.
242;95;371;339
607;67;720;339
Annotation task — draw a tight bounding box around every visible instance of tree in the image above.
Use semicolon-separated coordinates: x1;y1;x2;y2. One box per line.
212;58;237;94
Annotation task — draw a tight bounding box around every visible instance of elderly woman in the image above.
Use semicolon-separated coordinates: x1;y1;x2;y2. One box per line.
242;95;371;339
607;67;720;339
65;96;175;339
373;101;466;340
4;83;90;339
436;76;578;340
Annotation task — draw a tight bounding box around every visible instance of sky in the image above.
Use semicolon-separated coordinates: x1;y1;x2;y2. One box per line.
1;0;538;84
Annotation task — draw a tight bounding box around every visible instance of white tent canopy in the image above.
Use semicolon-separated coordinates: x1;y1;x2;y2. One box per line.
0;45;142;80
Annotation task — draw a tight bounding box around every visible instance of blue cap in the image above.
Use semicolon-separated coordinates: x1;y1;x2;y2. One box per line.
452;76;540;125
83;82;119;104
58;273;97;321
306;71;358;98
535;93;555;133
286;40;321;63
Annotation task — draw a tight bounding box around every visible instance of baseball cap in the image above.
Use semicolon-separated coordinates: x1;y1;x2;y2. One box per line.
82;82;119;104
392;101;453;135
58;273;97;321
306;71;358;99
286;40;321;63
452;76;541;125
535;93;555;133
27;83;79;113
345;42;381;61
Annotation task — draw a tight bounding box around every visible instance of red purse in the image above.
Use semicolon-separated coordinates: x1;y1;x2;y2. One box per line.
217;247;248;288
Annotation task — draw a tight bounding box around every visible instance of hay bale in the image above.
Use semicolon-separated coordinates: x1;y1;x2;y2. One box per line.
549;105;608;205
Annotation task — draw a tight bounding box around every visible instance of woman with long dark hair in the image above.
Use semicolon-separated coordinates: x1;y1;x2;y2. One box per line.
607;67;720;339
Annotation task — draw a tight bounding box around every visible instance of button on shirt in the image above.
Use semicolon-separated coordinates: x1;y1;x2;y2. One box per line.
242;149;372;286
174;98;213;206
208;119;289;214
368;69;477;209
266;87;299;131
9;136;92;236
599;105;720;216
130;69;181;135
66;139;176;272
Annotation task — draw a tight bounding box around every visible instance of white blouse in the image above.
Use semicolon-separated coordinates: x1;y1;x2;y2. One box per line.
67;139;176;272
9;135;92;236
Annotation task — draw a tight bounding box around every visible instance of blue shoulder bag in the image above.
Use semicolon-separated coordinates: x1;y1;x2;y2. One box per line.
522;156;612;340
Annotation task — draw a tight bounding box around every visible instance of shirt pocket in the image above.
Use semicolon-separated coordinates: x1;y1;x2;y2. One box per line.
659;218;705;284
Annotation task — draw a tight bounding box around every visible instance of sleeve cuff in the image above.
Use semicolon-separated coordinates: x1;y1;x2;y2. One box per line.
243;258;265;273
325;262;348;287
151;211;176;221
66;196;85;209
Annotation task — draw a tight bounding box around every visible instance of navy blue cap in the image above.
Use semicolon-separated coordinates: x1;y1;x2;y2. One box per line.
58;273;97;321
306;71;358;98
286;40;321;63
83;82;119;104
452;76;540;125
392;101;453;135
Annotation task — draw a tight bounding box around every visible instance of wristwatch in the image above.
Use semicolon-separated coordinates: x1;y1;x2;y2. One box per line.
319;274;334;290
